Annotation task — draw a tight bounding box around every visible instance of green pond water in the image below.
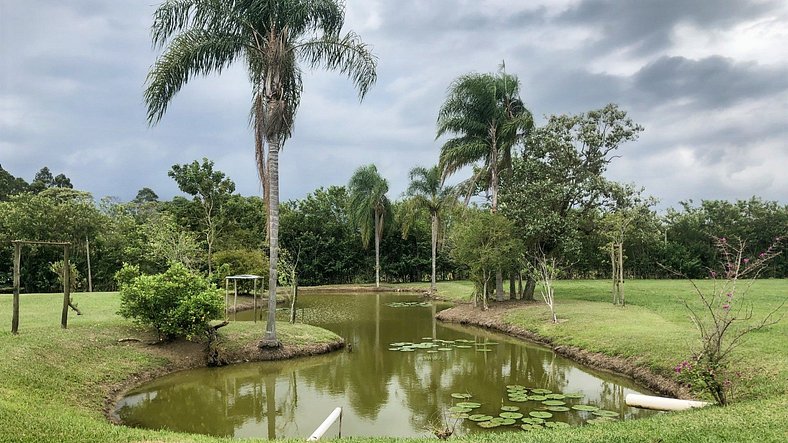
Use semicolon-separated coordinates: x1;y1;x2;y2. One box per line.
115;293;657;439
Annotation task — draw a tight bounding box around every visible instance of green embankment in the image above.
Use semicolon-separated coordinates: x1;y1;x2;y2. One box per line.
1;280;786;442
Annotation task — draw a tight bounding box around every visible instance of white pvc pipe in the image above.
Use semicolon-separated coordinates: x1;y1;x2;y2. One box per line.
307;407;342;441
626;394;710;411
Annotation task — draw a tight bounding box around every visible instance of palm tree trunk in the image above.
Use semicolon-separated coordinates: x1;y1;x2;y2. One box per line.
430;213;437;294
263;136;281;346
375;208;381;288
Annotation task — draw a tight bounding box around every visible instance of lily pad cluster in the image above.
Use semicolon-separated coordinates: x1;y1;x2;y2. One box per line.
388;338;498;353
448;386;622;433
385;301;430;308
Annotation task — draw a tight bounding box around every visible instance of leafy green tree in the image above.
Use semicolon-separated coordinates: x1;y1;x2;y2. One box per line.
169;158;236;275
0;164;29;201
145;0;377;346
279;186;365;285
437;66;533;300
348;165;391;288
450;210;519;309
404;165;456;294
28;167;73;193
500;104;643;299
133;187;159;204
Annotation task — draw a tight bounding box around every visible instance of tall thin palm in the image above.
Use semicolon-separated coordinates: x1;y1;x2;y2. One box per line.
437;69;532;211
437;67;531;301
405;165;456;294
348;164;390;288
144;0;377;345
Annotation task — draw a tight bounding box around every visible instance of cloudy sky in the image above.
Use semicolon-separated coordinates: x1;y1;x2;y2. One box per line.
2;0;787;209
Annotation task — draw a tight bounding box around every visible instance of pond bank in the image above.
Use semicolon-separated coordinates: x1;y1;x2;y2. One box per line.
105;320;344;425
436;301;689;399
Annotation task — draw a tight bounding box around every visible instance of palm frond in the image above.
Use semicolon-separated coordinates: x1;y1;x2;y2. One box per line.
296;31;378;99
144;29;245;124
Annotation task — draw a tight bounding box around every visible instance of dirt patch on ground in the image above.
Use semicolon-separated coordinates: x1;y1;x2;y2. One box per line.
436;302;690;399
104;331;344;424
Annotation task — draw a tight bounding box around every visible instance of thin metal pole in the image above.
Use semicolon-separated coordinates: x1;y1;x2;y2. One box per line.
224;279;229;320
253;279;257;323
233;280;238;321
85;236;93;292
12;242;21;334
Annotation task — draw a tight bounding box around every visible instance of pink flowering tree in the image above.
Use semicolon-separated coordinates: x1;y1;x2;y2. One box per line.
671;236;785;405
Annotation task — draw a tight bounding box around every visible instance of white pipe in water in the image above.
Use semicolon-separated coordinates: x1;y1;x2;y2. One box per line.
626;393;710;411
307;407;342;441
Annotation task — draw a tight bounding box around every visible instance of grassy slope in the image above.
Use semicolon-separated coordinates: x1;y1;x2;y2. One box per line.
0;292;340;443
1;280;786;442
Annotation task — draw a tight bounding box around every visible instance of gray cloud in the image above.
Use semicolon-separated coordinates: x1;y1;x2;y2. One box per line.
1;0;787;209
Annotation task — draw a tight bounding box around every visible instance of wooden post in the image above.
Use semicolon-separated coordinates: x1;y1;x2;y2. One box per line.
12;242;21;334
61;244;70;329
610;243;617;304
224;278;229;321
618;243;625;306
85;236;93;292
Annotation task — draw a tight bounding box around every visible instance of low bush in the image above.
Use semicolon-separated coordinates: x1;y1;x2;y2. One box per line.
117;263;223;340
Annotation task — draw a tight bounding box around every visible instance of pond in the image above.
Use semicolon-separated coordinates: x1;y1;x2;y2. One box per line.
115;293;657;438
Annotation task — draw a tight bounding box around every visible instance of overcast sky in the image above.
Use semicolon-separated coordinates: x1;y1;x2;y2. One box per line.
2;0;787;209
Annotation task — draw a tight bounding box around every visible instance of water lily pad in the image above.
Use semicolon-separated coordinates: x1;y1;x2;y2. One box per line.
528;395;548;401
531;388;552;394
545;393;566;400
468;414;494;422
564;392;584;399
542;400;566;406
449;412;469;419
500;406;520;412
592;410;619;417
421;337;433;340
498;418;516;425
499;412;523;419
522;417;545;425
547;406;571;412
508;397;529;402
448;406;473;413
388;348;401;351
520;424;543;431
438;347;453;351
477;421;500;428
455;345;473;349
426;350;439;353
506;384;525;390
399;348;415;352
475;348;493;352
544;421;571;429
456;402;481;409
451;393;472;399
529;411;553;419
571;405;600;412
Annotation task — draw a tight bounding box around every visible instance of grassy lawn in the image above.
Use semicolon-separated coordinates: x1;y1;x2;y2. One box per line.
1;280;786;442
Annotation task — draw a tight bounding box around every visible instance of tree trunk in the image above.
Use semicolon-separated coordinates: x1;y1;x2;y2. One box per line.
430;213;437;294
262;136;281;347
61;244;70;329
517;272;523;301
495;271;504;301
610;243;617;304
509;272;515;299
523;276;536;301
375;209;381;288
289;276;298;324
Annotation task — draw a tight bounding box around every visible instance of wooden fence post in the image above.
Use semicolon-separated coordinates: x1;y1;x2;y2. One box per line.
61;244;70;329
12;242;21;334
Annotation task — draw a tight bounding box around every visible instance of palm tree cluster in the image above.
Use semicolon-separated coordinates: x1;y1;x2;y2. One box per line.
144;0;377;346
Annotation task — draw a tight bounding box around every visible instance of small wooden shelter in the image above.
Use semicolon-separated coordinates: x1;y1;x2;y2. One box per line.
224;274;264;321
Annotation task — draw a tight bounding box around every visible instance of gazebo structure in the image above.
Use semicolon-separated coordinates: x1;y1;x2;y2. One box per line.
224;274;264;322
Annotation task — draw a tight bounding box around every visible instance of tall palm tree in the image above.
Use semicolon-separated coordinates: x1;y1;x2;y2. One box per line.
436;66;532;300
348;164;390;288
404;165;456;294
144;0;377;346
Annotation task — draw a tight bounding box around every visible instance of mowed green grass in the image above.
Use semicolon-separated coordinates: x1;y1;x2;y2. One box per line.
1;280;787;442
0;292;340;443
